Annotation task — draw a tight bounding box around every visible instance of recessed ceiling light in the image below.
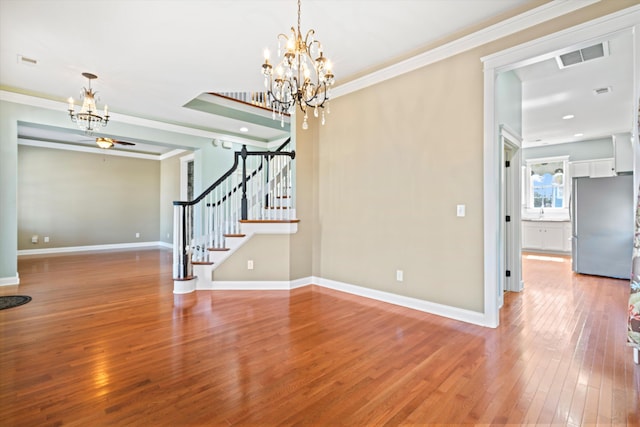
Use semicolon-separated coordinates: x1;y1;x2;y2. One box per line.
562;114;575;120
240;127;249;133
574;133;584;137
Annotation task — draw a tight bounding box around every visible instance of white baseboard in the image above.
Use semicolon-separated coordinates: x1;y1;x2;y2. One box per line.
158;241;173;249
0;275;20;286
209;280;294;290
317;277;488;327
197;275;487;326
193;276;316;291
18;241;168;256
291;276;318;289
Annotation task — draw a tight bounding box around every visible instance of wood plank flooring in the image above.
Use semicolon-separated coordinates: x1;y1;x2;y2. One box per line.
1;249;638;425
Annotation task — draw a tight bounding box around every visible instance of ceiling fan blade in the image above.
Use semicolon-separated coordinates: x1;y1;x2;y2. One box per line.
113;140;135;146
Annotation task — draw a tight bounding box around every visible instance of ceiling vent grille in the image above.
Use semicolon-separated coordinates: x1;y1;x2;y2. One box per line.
555;42;609;69
593;86;612;95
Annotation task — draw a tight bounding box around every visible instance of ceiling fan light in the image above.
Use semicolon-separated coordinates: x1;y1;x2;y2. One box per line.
96;137;114;149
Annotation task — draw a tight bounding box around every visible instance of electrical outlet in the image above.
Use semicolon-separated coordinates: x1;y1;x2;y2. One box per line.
135;232;140;238
396;270;403;282
31;235;38;244
247;260;254;270
44;236;50;243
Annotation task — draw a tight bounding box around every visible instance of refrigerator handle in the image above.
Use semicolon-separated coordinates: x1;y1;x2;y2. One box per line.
569;194;572;222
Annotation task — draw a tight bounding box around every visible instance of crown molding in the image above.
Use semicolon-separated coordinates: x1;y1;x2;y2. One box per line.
331;0;601;99
481;5;640;70
17;138;172;161
0;90;270;150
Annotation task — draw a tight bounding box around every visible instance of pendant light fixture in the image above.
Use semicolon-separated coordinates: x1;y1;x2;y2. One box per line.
261;0;335;130
68;72;110;135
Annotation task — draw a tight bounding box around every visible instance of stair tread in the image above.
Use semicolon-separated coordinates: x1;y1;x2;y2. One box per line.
192;261;214;265
174;275;196;281
224;233;246;238
208;247;231;251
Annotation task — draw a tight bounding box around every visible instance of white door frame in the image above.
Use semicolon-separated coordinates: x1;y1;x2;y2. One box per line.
482;7;640;328
501;126;523;295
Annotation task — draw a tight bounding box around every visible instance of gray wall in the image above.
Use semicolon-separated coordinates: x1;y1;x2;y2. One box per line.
18;145;160;249
523;137;613;161
160;152;184;244
0;98;228;283
496;70;523;136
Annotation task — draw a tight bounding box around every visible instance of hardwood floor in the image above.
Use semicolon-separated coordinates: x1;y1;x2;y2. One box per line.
1;249;638;425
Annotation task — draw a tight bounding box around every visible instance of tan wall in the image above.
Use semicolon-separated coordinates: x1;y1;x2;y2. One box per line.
289;117;320;280
160;152;185;244
214;234;291;281
18;146;160;249
313;0;637;312
317;50;485;311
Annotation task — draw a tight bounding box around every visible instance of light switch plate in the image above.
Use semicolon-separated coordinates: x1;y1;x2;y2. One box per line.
457;204;466;217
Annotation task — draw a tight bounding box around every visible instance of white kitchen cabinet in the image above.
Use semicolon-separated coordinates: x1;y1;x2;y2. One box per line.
590;158;615;177
522;221;571;253
569;158;615;178
614;133;633;173
569;161;590;178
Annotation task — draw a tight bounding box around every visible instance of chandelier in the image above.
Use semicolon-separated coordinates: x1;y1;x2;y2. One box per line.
67;72;110;135
261;0;335;130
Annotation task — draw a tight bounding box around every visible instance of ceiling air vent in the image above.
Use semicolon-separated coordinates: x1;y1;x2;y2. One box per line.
555;42;608;69
593;86;612;95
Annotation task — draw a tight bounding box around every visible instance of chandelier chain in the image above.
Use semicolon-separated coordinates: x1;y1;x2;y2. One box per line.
297;0;301;35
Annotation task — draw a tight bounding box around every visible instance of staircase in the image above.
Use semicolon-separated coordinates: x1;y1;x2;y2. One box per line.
172;139;297;293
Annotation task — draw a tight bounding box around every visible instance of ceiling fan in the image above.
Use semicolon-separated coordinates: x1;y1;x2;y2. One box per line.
93;137;135;149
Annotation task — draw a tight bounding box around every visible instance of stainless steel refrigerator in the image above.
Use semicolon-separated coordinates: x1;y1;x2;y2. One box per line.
571;174;633;279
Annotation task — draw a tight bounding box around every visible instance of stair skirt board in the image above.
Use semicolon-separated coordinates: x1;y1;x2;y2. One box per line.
178;276;486;327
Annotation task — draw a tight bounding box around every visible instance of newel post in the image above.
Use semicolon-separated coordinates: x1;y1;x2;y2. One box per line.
173;202;193;280
240;144;248;220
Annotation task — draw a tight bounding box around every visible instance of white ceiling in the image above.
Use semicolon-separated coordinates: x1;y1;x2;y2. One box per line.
515;30;634;147
0;0;530;145
0;0;635;151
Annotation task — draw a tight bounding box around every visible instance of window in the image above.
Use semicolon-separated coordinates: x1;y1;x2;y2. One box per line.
525;157;569;211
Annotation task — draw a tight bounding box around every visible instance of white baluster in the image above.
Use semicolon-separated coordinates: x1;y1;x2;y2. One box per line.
225;179;229;237
258;157;269;219
215;187;221;248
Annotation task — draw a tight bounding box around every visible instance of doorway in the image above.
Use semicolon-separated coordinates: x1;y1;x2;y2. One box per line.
482;9;639;328
501;127;522;303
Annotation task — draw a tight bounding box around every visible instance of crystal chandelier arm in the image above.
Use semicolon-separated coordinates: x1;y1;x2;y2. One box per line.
303;29;315;49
